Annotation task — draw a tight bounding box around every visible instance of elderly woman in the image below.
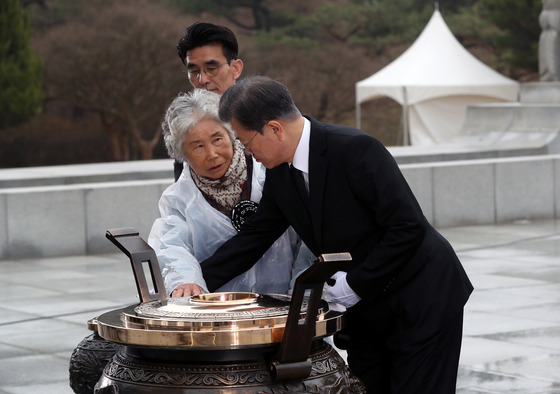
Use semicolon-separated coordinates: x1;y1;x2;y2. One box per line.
148;89;313;297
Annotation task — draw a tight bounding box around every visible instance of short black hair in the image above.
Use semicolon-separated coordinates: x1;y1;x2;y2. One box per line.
219;76;300;132
177;22;239;65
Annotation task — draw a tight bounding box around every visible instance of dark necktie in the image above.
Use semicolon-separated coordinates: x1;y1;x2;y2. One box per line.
290;166;309;207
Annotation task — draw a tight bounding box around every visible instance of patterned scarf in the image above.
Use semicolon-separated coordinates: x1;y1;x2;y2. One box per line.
190;140;248;212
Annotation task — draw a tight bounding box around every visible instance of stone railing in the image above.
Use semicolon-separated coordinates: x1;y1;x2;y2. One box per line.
1;155;559;259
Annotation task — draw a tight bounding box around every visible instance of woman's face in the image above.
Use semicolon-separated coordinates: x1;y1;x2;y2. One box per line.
182;118;234;179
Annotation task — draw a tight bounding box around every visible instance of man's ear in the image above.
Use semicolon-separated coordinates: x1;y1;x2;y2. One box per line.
231;59;244;80
267;120;284;141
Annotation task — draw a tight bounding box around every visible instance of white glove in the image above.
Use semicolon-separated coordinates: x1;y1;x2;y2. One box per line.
326;271;361;308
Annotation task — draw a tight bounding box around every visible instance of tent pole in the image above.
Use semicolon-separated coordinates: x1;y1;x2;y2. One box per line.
402;87;410;145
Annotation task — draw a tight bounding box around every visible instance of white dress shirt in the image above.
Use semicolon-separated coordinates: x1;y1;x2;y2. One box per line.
291;117;311;191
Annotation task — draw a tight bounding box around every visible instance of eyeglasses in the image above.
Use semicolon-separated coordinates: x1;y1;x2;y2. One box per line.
186;60;232;81
240;131;259;154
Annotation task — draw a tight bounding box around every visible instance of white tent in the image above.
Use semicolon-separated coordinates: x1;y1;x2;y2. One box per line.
355;9;520;146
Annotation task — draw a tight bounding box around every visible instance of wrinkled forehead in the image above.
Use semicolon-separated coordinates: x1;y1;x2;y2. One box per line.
186;43;226;67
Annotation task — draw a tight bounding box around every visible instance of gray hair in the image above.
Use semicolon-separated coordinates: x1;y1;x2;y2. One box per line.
162;89;235;161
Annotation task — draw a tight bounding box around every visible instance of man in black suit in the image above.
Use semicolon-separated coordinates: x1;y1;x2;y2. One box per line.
201;76;473;393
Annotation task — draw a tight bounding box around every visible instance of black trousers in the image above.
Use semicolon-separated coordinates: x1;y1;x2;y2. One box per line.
337;300;464;394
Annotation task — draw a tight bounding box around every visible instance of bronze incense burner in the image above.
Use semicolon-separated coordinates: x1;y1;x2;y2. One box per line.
69;228;364;393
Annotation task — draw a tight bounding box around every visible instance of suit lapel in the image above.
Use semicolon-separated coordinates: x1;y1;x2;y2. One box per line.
307;118;327;250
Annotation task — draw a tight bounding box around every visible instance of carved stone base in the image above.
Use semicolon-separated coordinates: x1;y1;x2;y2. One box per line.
94;342;364;393
69;333;123;394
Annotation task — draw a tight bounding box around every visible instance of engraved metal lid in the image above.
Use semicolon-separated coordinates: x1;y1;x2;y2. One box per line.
127;292;296;330
95;292;343;349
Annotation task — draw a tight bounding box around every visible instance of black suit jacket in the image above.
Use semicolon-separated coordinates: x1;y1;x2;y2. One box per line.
201;117;473;340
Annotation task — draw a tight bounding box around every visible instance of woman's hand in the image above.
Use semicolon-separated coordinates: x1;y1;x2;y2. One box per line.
171;283;205;297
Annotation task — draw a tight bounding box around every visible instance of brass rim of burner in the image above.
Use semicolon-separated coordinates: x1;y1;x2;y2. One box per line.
94;305;344;348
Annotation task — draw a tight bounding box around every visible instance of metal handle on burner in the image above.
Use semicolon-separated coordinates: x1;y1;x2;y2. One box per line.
269;252;352;381
105;228;167;303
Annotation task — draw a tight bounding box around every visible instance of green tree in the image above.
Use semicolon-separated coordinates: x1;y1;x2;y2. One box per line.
477;0;541;77
40;0;187;161
169;0;277;31
24;0;88;33
0;0;44;130
244;0;431;125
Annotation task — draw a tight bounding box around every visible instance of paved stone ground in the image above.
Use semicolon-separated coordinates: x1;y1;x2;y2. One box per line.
0;219;559;393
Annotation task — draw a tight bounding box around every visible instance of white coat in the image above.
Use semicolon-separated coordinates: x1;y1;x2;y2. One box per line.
148;159;313;295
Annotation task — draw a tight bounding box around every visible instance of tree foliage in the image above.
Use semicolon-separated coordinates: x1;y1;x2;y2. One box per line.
476;0;541;77
169;0;277;31
241;0;436;136
24;0;88;32
0;0;44;130
236;0;541;139
0;0;545;167
36;0;189;160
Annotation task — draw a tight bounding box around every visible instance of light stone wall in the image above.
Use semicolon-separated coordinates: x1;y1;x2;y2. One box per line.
556;159;560;217
1;155;559;259
495;157;555;222
433;161;495;227
401;154;560;229
0;194;7;258
0;179;172;259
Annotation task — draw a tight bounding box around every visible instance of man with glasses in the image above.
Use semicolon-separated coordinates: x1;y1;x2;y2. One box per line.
173;22;244;180
200;76;473;393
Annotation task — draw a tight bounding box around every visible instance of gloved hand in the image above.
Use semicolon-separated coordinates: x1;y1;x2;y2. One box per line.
326;271;361;308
